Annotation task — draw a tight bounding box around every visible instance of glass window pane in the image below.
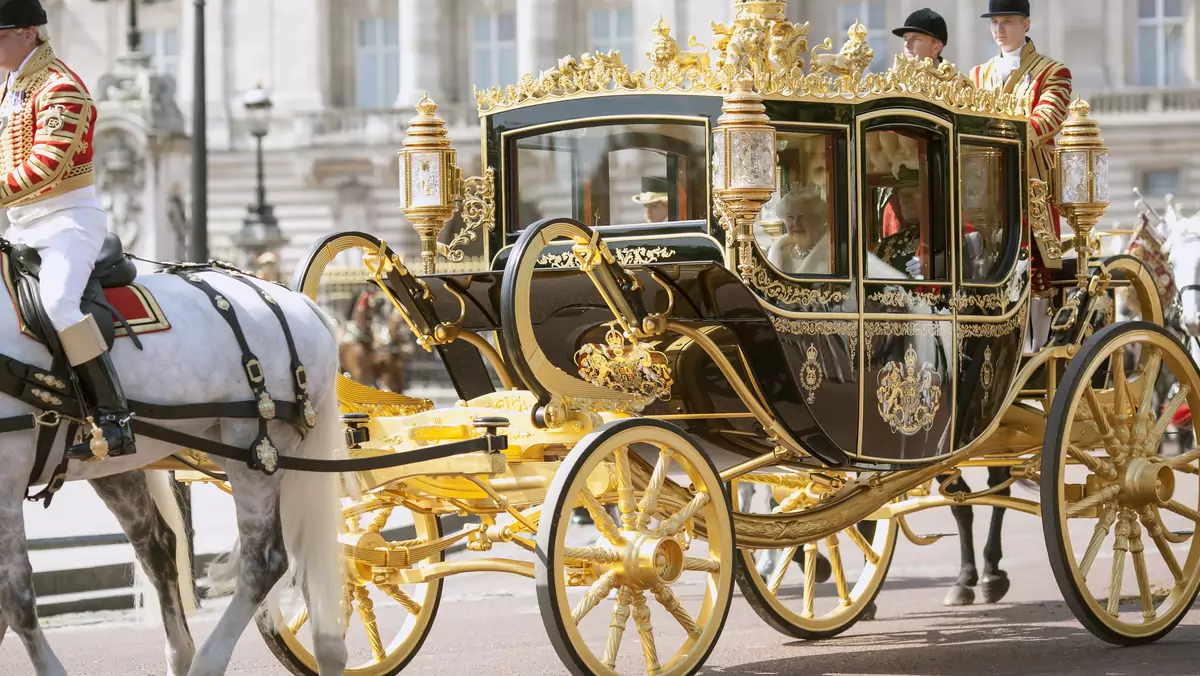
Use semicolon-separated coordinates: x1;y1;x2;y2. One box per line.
868;2;886;30
868;35;886;72
164;29;178;56
384;53;399;107
1164;0;1183;16
1138;0;1158;18
863;127;948;281
359;19;377;48
756;131;841;277
473;14;491;42
473;48;492;89
1137;25;1159;85
357;55;379;108
1164;23;1185;85
498;46;518;85
384;17;398;46
617;8;633;38
1142;169;1180;195
838;4;857;31
961;144;1014;282
498;12;516;41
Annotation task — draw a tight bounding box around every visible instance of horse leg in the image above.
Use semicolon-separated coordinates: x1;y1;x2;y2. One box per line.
939;473;978;606
981;466;1012;603
0;481;65;675
88;471;195;675
189;457;288;676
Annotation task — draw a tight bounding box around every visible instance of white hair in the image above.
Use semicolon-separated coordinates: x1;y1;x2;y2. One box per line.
776;185;827;220
35;25;50;42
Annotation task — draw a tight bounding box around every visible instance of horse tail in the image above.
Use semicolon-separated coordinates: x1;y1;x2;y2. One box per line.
135;470;198;624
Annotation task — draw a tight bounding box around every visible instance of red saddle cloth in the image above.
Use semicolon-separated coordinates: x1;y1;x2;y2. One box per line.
1;255;171;342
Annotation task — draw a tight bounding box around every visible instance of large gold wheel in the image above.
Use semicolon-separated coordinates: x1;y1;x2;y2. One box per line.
536;419;735;676
258;501;443;675
732;475;897;640
1043;321;1200;645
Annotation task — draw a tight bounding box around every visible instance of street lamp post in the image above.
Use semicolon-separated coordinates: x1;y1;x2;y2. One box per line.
192;0;207;263
233;82;286;269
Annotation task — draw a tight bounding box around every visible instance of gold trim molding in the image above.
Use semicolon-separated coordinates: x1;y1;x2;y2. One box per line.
537;246;678;269
864;321;946;368
957;304;1028;359
868;289;945;309
949;290;1011;313
475;13;1029;120
770;315;858;362
1029;178;1063;268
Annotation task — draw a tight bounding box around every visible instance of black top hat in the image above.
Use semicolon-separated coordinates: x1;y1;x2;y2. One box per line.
0;0;47;30
981;0;1030;18
892;8;948;46
632;176;670;205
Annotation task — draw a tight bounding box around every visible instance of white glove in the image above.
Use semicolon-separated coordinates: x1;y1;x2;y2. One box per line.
906;256;923;279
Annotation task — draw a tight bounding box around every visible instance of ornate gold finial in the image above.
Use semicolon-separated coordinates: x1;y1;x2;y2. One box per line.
1059;97;1103;149
398;93;461;274
734;0;787;23
1054;95;1110;288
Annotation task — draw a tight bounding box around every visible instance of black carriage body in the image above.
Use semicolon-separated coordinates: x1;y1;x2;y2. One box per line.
430;91;1034;471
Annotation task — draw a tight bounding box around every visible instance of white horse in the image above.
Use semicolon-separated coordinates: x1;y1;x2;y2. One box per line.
0;264;348;676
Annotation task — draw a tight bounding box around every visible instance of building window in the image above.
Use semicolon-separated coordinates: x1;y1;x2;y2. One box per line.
1141;168;1181;196
1137;0;1187;86
838;2;888;73
588;7;634;56
142;29;178;80
356;17;400;110
472;12;518;91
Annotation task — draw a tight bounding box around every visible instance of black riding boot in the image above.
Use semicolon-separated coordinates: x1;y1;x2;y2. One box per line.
59;315;135;461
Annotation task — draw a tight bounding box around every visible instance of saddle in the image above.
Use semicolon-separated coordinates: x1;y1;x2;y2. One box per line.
7;232;142;352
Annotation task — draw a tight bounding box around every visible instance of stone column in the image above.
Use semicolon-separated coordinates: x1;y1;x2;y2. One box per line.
265;0;329;112
396;0;446;108
517;0;563;78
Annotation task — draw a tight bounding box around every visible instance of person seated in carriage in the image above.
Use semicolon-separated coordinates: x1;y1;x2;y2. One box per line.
767;185;830;275
631;176;670;224
875;164;927;278
0;0;134;460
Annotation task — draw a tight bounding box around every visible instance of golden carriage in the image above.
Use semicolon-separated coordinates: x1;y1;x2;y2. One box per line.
170;2;1199;674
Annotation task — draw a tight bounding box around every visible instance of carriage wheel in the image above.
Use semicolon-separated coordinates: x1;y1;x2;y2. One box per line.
732;477;898;640
292;231;385;300
258;502;443;675
536;419;735;676
1043;321;1200;645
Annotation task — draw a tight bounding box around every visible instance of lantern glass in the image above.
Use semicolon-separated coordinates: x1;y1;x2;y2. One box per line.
1059;149;1090;205
407;152;446;209
729;129;776;190
1092;150;1109;203
243;84;273;136
712;129;727;191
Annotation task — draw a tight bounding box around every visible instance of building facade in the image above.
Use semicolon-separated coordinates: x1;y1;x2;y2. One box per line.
41;0;1200;272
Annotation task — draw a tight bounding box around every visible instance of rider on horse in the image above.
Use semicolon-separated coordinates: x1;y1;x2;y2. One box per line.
0;0;134;460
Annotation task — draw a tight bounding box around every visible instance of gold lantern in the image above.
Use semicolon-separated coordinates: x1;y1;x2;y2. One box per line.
712;73;778;280
398;94;462;274
1054;97;1109;284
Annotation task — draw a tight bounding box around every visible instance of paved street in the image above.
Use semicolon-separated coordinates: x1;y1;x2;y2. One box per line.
5;469;1199;676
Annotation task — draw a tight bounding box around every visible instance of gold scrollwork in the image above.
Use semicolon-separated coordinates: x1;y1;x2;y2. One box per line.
957;305;1027;359
799;343;823;404
750;265;847;306
863;321;944;368
1029;178;1063;267
770;316;857;363
949;290;1010;313
876;346;942;436
575;329;674;404
868;289;945;309
439;167;496;264
475;15;1028;120
537;246;678;269
980;346;995;405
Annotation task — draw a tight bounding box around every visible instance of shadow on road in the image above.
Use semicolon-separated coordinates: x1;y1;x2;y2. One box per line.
709;599;1200;676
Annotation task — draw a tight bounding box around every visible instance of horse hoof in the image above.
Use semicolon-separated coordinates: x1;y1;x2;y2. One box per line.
982;573;1011;604
792;549;834;584
943;584;975;606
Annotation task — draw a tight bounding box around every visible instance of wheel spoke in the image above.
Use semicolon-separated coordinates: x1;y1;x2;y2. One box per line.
614;445;637;530
353;586;387;663
1111;348;1132;420
564;546;621;565
1165;500;1200;523
1068;444;1116;479
378;584;423;616
1066;484;1121;519
602;587;633;668
636;447;674;531
802;543;818;619
1169;448;1200;469
827;534;851;607
768;547;798;596
580;492;624;545
651;583;702;638
1152;386;1190;445
573;570;619;624
657;491;710;538
1085;385;1113;437
683;556;720;573
1140;508;1185;584
1135;350;1162;419
631;590;661;675
845;525;880;566
1080;505;1119;580
1129;521;1156;621
1106;512;1133;617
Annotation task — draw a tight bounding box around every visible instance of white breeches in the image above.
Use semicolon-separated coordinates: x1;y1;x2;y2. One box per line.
4;201;108;332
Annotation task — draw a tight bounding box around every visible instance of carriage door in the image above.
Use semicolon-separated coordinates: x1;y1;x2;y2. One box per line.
954;130;1027;447
858;112;956;463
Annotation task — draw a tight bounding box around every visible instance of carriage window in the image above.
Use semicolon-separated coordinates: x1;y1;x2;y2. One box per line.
961;141;1017;282
511;122;708;230
755;130;843;277
862;126;950;281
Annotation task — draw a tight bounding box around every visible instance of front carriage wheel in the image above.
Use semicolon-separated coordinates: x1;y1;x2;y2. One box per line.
1043;321;1200;645
732;477;898;640
257;502;443;675
536;419;735;676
